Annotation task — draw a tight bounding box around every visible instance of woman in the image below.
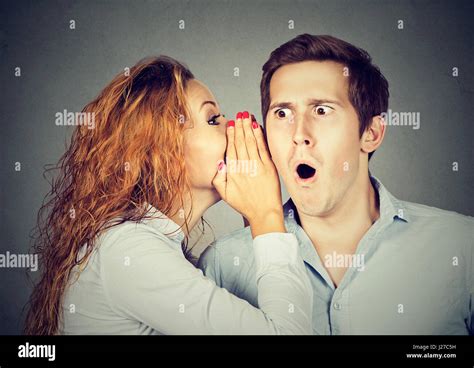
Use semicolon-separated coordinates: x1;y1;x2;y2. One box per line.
24;56;312;335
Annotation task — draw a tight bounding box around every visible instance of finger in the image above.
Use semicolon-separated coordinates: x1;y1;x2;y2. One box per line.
251;119;272;163
225;120;237;163
212;160;227;199
234;112;249;161
242;111;259;162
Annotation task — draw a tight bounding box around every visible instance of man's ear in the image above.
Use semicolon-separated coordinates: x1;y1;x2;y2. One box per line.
361;115;386;155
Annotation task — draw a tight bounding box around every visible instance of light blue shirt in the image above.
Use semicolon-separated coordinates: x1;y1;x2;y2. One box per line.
198;177;474;335
61;204;313;335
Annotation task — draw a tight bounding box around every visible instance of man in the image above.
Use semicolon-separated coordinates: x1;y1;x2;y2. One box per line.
198;34;473;334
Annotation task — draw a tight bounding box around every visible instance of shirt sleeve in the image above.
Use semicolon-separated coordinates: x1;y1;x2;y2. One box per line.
197;244;221;286
99;223;313;335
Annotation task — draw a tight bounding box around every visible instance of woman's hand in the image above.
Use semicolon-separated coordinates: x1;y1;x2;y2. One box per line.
212;111;285;238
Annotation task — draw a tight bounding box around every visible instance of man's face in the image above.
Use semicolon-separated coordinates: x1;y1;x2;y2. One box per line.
266;60;365;217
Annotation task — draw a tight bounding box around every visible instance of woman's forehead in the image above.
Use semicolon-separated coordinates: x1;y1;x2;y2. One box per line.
189;80;216;100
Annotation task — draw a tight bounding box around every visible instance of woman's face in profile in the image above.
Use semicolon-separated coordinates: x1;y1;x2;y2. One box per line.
184;79;228;197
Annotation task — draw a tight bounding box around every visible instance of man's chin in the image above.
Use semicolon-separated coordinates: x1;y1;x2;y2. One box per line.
289;191;324;215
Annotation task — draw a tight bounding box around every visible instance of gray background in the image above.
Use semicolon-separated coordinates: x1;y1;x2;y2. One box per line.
1;0;473;334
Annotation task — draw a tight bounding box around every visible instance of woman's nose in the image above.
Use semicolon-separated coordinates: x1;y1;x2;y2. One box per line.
221;115;229;131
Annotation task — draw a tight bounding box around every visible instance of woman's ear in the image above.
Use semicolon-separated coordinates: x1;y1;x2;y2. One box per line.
361;115;386;156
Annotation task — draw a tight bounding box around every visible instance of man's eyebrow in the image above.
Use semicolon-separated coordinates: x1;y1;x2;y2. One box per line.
269;98;342;111
200;100;218;111
307;98;343;107
268;101;295;111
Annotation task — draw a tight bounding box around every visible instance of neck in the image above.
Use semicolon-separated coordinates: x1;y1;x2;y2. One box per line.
298;173;379;251
168;188;220;237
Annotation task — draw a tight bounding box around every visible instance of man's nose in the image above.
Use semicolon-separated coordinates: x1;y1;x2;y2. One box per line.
292;114;315;147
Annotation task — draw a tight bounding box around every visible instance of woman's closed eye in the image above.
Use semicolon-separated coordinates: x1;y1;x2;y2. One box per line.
207;113;222;125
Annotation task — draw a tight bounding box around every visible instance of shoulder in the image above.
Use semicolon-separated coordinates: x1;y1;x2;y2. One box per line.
95;220;179;258
198;226;255;275
204;226;254;259
402;200;473;229
400;200;473;254
93;220;193;287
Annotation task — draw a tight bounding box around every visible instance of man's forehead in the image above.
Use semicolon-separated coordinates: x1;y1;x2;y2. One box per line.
269;61;349;105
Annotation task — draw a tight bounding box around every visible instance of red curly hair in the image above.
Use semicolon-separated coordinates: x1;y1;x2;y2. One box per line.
24;56;196;335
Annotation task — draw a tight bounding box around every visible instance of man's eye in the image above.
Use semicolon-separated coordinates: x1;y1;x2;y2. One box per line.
314;105;332;116
207;114;221;125
275;108;292;119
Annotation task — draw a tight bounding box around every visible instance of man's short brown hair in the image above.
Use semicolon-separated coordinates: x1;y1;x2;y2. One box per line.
260;34;389;160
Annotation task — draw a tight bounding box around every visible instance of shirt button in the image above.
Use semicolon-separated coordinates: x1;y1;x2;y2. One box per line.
333;302;341;310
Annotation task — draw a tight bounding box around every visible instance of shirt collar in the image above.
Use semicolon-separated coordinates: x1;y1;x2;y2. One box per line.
370;175;410;223
142;203;185;245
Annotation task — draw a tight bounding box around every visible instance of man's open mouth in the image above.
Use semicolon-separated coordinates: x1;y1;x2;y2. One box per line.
296;163;316;180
